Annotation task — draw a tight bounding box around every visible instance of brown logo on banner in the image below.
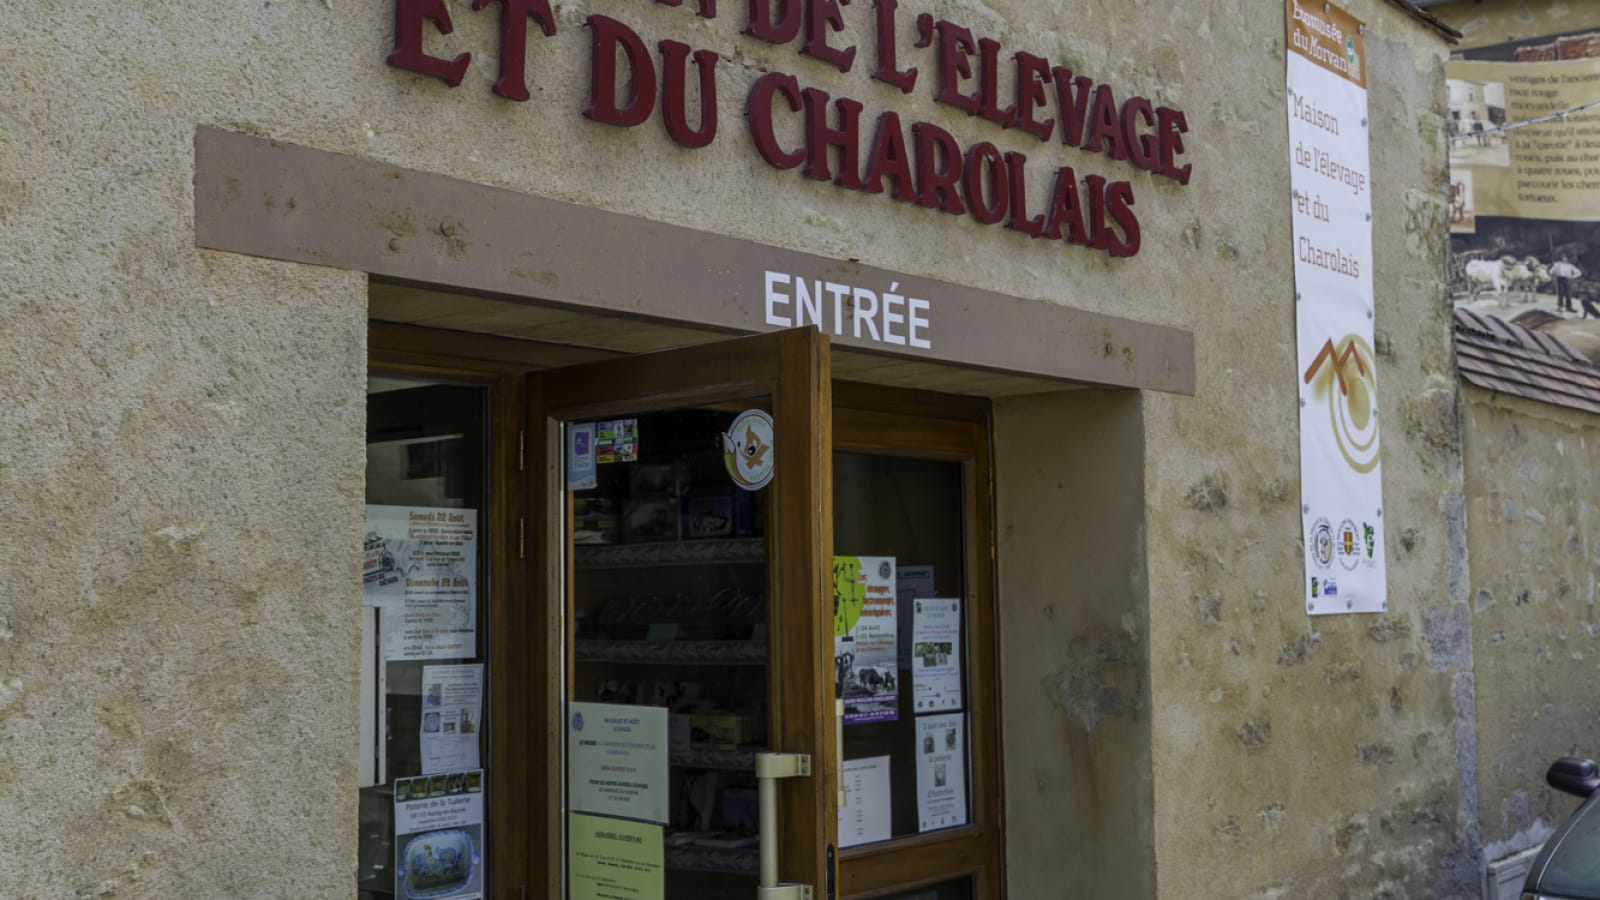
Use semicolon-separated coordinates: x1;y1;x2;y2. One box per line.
1287;0;1367;89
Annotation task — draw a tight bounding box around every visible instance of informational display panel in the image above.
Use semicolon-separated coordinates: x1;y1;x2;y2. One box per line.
567;702;671;826
364;504;480;658
568;812;664;900
914;714;967;832
393;769;486;900
1286;0;1387;614
420;664;483;775
1445;31;1600;368
838;756;892;847
834;556;899;723
1448;57;1600;224
911;599;962;713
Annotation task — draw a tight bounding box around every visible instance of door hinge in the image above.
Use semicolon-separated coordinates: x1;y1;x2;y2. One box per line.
518;429;526;471
519;517;526;560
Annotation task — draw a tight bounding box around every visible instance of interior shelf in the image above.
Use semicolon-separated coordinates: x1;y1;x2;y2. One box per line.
574;639;766;665
669;748;757;771
574;538;765;569
665;845;759;875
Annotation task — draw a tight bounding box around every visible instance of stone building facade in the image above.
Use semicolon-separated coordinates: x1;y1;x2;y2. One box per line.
0;0;1504;898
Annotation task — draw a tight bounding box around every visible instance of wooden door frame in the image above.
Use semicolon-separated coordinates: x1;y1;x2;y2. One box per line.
526;328;836;898
368;336;531;898
831;383;1005;900
369;325;1004;900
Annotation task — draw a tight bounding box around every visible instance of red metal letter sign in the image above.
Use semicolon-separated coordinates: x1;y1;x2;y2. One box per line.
471;0;556;102
389;0;471;87
659;40;719;148
585;15;658;127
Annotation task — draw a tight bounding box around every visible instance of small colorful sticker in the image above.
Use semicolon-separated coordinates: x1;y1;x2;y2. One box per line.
567;423;597;491
722;409;775;491
1337;518;1361;571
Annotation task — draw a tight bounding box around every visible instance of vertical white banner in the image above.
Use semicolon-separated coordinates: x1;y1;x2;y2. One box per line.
1287;0;1387;614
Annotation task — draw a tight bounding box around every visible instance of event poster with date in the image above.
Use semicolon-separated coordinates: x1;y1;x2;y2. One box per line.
1286;0;1387;615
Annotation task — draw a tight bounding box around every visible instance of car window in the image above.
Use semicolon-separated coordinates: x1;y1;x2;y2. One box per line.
1540;795;1600;897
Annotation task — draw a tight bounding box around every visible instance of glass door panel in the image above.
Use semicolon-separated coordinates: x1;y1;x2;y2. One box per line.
833;452;970;844
567;402;771;900
361;376;492;900
529;329;833;900
830;395;1001;900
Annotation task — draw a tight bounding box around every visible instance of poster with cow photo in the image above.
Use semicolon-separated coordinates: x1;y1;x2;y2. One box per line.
1448;30;1600;364
833;556;899;725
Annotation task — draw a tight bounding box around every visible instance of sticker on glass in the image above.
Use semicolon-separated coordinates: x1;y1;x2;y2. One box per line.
721;409;775;491
567;423;597;490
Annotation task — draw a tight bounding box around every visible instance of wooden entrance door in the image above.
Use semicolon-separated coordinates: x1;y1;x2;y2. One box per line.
527;328;837;900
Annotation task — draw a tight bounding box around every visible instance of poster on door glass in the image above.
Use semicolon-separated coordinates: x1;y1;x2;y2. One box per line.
911;598;962;712
915;714;967;832
420;664;483;775
895;565;936;668
837;755;892;847
364;505;478;660
834;556;898;725
393;769;485;900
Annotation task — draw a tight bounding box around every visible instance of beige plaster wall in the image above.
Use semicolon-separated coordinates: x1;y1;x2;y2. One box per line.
1431;0;1600;50
2;0;1453;897
1135;1;1466;896
1461;390;1600;858
1;13;371;892
995;389;1153;900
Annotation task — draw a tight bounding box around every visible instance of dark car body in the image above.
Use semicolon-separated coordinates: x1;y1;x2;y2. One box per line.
1524;758;1600;900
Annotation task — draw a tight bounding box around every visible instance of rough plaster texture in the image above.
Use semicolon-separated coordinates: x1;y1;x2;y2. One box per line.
1462;391;1600;857
1134;1;1464;896
2;0;1455;896
995;390;1153;900
1421;0;1600;878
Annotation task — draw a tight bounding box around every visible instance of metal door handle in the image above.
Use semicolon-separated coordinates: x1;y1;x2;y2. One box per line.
755;752;814;900
835;699;846;807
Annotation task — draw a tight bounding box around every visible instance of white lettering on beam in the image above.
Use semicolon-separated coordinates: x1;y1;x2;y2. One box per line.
764;270;932;350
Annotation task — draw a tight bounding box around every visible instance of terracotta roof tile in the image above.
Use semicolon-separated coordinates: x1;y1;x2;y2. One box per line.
1454;308;1600;414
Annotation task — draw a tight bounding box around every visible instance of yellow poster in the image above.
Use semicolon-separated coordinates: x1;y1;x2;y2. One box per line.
569;812;664;900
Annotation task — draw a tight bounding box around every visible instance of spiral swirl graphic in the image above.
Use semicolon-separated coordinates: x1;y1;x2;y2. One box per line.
1304;334;1380;474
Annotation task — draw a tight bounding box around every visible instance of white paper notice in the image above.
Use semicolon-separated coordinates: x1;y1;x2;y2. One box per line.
916;714;967;832
567;702;671;825
834;556;898;725
393;770;485;900
895;565;936;668
366;504;480;659
911;598;962;713
1286;0;1387;615
838;755;892;847
420;664;483;775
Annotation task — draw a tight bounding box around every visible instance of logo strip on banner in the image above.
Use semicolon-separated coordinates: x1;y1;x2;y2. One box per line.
1286;0;1387;615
